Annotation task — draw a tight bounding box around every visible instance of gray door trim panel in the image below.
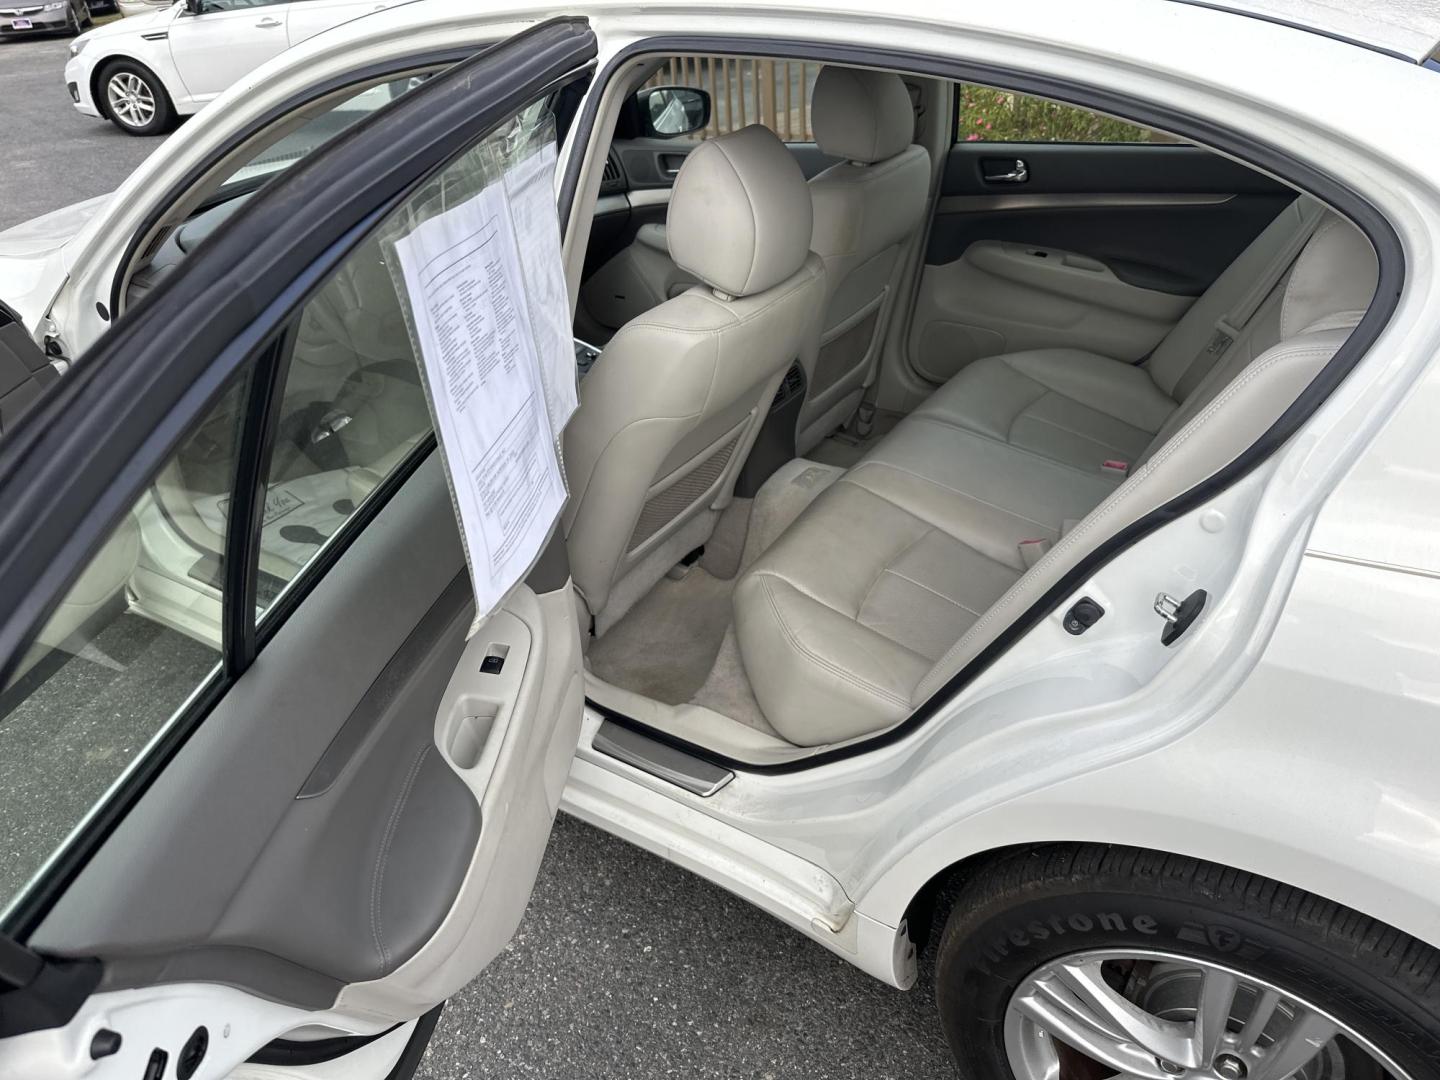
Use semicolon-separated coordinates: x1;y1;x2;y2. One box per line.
31;457;473;1005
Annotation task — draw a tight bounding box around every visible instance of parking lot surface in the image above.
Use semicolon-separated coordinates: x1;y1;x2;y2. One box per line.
2;35;165;232
0;33;958;1079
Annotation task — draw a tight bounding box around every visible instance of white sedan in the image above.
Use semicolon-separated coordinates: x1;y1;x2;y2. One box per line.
64;0;392;135
2;2;1440;1079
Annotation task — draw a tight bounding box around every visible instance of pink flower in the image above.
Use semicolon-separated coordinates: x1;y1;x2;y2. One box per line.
965;133;981;141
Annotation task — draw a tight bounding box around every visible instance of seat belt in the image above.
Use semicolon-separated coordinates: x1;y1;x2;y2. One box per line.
1198;197;1326;364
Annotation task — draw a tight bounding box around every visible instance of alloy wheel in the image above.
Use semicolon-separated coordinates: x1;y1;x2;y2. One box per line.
1004;948;1411;1080
106;71;156;130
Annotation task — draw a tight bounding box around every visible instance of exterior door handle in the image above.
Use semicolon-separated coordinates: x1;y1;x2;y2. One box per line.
982;157;1029;183
255;16;282;27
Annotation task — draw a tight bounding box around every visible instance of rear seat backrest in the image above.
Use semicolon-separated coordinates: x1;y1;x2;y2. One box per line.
1142;197;1322;402
1137;212;1379;464
913;212;1378;703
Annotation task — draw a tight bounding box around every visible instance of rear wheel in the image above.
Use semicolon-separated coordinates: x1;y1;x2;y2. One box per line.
934;845;1440;1080
97;59;174;136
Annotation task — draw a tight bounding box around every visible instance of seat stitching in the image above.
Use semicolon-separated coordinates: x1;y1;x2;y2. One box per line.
846;460;1055;531
857;527;932;616
897;416;1133;485
877;567;985;617
370;743;432;973
756;575;912;706
1016;408;1147;456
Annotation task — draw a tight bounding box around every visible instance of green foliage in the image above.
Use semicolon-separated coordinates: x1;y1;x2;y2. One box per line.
957;83;1153;143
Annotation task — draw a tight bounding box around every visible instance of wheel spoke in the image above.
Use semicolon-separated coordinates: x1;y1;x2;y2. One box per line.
1011;967;1176;1078
1194;966;1240;1066
1247;1007;1339;1080
1054;960;1199;1067
1236;987;1282;1052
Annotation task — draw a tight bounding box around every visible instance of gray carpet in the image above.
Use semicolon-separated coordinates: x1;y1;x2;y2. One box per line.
808;409;904;469
587;460;846;726
586;566;737;705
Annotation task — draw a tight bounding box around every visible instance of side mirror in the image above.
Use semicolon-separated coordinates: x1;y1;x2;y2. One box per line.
183;0;205;14
635;86;710;139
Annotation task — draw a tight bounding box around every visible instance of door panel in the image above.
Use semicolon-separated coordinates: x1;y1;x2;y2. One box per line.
908;142;1294;385
168;4;290;102
0;18;596;1074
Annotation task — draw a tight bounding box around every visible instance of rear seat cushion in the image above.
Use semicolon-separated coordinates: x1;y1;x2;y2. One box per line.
734;421;1115;746
733;478;1020;745
913;348;1177;469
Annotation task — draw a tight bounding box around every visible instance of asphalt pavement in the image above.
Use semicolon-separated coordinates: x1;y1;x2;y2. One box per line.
0;32;960;1078
1;33;165;232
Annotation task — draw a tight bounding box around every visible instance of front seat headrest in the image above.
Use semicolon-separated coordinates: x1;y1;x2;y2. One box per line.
810;66;913;164
666;124;813;299
1280;214;1379;338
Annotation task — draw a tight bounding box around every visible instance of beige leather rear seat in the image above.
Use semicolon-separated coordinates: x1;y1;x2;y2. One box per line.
913;197;1326;472
733;207;1378;747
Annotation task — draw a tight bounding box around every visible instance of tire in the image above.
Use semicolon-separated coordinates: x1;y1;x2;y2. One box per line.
96;59;174;136
934;844;1440;1080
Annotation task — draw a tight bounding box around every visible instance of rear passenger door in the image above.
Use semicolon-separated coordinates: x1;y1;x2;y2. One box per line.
906;82;1293;390
0;20;594;1080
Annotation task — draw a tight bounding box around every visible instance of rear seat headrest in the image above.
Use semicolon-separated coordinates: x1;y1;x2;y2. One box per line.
811;66;914;164
665;124;813;299
1281;214;1379;338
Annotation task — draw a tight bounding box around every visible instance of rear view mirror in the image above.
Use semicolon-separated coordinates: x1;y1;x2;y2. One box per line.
636;86;710;139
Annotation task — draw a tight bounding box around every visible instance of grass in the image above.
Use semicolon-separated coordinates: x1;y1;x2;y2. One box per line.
957;82;1157;143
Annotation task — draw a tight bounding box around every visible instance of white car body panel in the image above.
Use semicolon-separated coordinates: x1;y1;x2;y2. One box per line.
166;4;292;104
2;0;1438;1005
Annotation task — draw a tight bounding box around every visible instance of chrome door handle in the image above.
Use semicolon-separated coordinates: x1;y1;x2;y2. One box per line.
982;157;1029;183
255;16;281;26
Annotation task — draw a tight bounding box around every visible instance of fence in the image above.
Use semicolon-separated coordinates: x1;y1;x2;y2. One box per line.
644;57;822;142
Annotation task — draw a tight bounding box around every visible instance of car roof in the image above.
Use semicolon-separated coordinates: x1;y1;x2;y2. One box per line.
1171;0;1440;63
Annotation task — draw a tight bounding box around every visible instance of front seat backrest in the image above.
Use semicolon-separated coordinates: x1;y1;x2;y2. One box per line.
797;66;931;453
563;124;825;634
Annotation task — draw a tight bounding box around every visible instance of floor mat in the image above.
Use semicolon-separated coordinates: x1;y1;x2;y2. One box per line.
586;566;736;705
807;408;903;469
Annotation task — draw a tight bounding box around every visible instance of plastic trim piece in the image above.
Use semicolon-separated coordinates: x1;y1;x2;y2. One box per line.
592;720;734;796
247;1023;403;1067
561;33;1403;775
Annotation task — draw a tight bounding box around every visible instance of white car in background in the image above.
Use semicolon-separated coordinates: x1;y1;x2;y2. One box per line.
64;0;392;135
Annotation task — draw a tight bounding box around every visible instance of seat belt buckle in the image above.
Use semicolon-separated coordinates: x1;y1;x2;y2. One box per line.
852;401;877;439
1101;459;1129;477
1018;538;1052;568
1206;317;1240;358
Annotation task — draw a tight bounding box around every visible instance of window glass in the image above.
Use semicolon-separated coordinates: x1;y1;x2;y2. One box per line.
642;56;822;143
219;73;433;197
250;98;557;616
0;374;249;916
955;82;1165;143
199;0;286;11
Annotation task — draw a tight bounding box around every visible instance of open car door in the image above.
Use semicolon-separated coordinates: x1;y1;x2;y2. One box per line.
0;18;595;1079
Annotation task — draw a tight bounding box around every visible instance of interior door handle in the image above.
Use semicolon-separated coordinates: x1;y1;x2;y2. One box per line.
982;157;1029;184
255;16;281;27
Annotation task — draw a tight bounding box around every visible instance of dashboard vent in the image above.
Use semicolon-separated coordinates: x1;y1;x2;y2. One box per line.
601;154;623;192
772;364;805;409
